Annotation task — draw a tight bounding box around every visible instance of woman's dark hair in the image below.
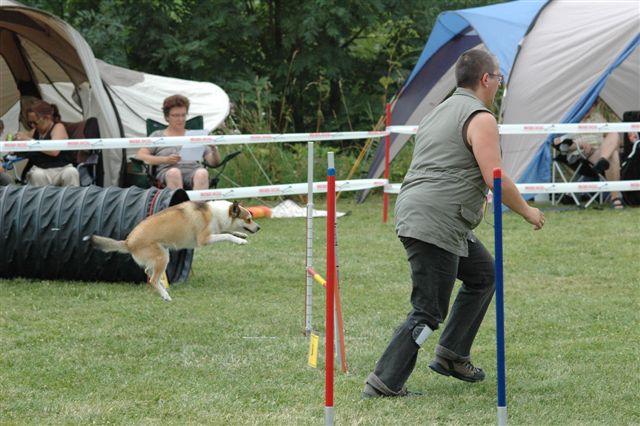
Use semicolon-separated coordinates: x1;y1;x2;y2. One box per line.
28;100;62;123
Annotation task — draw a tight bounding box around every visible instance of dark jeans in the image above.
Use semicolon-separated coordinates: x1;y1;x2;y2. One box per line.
372;236;495;392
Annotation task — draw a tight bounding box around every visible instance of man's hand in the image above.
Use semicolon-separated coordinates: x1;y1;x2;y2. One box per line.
523;206;545;230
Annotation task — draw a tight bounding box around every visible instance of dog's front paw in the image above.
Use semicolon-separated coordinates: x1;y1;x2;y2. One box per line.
231;232;248;239
231;236;249;245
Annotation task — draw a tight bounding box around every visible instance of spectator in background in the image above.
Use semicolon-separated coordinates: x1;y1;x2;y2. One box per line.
0;119;14;185
136;95;221;190
554;104;625;209
14;100;79;186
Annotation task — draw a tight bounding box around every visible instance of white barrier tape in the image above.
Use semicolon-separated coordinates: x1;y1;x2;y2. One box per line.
0;131;389;153
4;122;638;152
387;126;419;135
385;180;640;195
187;178;388;201
388;122;640;136
515;180;640;194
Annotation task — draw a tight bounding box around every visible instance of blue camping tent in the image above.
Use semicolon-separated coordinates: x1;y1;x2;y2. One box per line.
365;0;640;197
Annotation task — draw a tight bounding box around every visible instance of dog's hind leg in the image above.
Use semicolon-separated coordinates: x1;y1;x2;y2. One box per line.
134;244;172;302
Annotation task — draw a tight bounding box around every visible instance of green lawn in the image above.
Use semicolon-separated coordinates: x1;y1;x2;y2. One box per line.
1;196;638;425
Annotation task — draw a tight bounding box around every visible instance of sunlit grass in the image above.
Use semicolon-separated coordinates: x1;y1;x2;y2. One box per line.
1;197;638;425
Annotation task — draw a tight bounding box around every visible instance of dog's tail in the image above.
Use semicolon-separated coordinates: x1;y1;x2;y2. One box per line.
86;235;130;254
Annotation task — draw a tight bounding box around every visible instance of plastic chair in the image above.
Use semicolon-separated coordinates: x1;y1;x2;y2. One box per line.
129;116;241;189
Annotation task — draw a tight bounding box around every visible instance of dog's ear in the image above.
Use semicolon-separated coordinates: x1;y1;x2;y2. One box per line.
230;200;241;218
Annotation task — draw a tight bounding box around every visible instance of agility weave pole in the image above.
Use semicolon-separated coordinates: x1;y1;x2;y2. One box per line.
325;152;336;426
493;168;507;426
304;143;348;376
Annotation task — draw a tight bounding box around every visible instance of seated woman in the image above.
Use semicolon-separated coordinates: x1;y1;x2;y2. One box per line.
0;119;13;186
136;95;221;190
553;106;625;209
15;100;79;187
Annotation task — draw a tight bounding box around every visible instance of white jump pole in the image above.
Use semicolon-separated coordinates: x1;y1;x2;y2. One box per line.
305;142;314;338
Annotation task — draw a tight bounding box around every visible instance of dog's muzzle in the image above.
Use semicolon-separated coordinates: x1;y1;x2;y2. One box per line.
245;224;261;233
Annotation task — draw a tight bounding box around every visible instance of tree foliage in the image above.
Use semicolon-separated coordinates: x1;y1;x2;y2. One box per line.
23;0;501;138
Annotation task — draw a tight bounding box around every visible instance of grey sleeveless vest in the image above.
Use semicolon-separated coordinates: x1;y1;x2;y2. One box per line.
395;87;491;256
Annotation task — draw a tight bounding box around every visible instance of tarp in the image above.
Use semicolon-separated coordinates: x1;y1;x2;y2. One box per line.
0;0;229;186
364;0;640;199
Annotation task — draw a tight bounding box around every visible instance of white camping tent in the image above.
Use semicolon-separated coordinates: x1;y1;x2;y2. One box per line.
364;0;639;196
500;1;640;184
0;0;229;186
97;60;229;139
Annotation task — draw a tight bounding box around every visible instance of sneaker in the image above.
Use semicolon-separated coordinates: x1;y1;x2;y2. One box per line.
361;383;423;399
429;355;485;382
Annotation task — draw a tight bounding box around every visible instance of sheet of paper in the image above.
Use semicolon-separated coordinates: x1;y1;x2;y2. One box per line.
180;129;209;161
179;145;205;162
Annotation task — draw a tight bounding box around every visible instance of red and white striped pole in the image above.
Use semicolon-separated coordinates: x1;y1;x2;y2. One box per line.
325;152;336;425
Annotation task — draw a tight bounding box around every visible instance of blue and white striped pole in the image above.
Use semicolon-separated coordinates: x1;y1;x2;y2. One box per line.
493;167;507;426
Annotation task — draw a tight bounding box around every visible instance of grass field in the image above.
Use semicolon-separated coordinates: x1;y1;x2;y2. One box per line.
1;196;639;425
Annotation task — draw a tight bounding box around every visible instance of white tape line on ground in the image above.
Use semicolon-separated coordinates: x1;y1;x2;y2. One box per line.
0;131;389;153
388;122;640;136
385;180;640;195
187;179;388;200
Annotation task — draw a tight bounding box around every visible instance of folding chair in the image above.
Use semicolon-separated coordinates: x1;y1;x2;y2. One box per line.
64;117;102;186
1;154;28;184
551;135;606;208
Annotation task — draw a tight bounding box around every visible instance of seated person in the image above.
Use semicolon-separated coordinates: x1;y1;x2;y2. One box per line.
136;95;221;190
553;105;624;209
14;100;80;187
0;119;13;186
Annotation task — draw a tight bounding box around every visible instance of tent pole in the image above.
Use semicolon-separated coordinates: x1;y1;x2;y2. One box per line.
383;103;391;223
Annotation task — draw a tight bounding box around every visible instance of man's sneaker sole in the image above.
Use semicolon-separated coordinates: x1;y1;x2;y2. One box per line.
428;360;484;383
361;383;424;399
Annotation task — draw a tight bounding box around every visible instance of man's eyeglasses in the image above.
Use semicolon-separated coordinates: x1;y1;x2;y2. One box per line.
488;73;504;84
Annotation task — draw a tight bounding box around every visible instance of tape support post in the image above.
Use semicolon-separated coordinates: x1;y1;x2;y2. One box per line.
493;167;507;426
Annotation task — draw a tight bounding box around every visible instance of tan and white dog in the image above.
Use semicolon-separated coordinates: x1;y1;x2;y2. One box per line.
88;200;260;301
